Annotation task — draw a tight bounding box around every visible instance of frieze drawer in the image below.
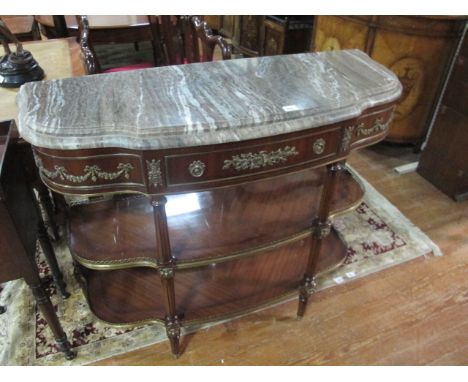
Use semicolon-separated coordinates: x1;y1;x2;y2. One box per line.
165;128;342;186
33;150;146;192
347;106;396;151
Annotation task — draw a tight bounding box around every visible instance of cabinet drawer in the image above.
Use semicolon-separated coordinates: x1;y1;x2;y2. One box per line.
33;149;146;193
165;127;342;186
348;106;396;150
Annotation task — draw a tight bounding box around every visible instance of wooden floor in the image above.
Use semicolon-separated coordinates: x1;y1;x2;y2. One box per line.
93;144;468;365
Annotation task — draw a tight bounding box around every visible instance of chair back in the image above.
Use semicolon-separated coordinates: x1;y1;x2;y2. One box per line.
76;15;163;74
76;15;100;74
150;16;185;65
155;16;231;65
182;16;232;63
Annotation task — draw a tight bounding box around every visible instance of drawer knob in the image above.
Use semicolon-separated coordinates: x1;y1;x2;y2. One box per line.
313;138;326;155
188;160;206;177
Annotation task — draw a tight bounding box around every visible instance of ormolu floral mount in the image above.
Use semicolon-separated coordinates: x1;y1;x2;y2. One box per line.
0;18;44;88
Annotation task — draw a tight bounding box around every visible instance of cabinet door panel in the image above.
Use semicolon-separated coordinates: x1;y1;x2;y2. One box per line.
263;20;285;56
371;30;455;143
312;16;368;52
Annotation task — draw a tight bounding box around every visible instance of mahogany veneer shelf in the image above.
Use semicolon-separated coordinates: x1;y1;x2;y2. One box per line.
68;168;364;268
17;50;402;357
80;230;346;325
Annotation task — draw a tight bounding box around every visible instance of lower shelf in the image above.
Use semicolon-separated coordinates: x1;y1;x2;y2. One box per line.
79;227;347;326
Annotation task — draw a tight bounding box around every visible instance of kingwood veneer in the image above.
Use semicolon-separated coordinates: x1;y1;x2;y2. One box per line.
17;50;401;357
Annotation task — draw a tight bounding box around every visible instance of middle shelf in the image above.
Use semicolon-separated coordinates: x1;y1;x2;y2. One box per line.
68;166;363;269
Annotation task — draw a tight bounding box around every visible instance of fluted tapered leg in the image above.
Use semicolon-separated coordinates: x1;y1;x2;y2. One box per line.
152;196;181;357
297;162;344;318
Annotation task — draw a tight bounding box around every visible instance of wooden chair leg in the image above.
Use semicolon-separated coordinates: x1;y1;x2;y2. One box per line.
30;282;76;360
37;221;70;299
36;183;60;241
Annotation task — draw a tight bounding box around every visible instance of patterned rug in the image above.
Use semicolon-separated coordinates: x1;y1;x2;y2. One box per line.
0;169;441;365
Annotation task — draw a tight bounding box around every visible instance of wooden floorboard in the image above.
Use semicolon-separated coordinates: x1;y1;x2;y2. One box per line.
92;143;468;365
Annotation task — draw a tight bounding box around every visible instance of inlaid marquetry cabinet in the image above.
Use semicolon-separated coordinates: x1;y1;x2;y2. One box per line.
311;16;466;145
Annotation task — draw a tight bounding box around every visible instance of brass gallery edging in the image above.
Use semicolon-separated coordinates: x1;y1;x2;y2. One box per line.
70;229;314;271
71;254;158;270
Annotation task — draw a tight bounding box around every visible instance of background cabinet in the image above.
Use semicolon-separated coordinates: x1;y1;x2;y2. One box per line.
211;16;314;57
417;30;468;201
311;16;466;145
263;16;314;56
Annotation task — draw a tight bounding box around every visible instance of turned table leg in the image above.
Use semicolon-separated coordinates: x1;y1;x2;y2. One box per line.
29;282;76;360
298;162;344;318
37;221;70;299
36;183;60;242
33;184;70;299
21;249;76;360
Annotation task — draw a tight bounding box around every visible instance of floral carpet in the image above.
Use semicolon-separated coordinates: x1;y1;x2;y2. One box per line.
0;169;441;365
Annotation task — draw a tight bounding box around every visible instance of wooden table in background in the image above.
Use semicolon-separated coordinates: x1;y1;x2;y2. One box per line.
1;15;40;41
34;15;153;43
0;37;85;123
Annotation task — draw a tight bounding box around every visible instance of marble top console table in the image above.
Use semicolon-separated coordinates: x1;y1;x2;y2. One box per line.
17;50;401;357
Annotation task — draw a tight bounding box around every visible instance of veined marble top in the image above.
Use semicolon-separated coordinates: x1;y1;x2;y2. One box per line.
17;50;402;150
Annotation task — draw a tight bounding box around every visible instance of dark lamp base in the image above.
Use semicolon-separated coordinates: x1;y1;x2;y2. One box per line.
0;50;45;88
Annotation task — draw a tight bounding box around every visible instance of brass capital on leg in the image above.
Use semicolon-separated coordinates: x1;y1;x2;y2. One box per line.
159;267;174;279
313;219;332;239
